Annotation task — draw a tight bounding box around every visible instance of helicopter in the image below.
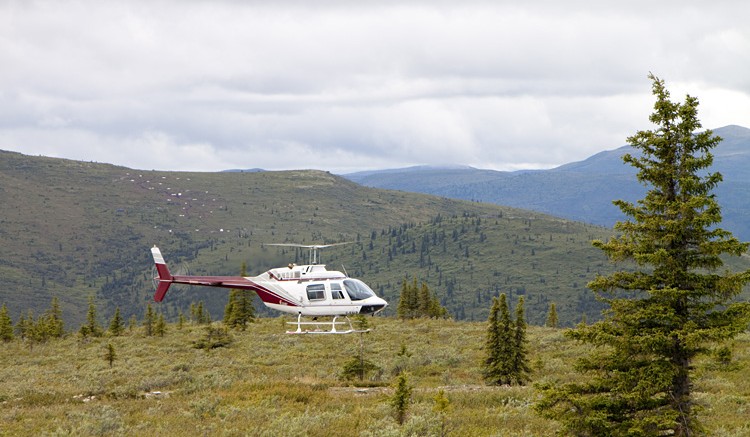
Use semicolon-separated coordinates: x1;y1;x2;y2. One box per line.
150;243;388;334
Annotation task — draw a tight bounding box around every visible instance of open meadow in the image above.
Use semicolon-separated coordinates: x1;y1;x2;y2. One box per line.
2;317;749;436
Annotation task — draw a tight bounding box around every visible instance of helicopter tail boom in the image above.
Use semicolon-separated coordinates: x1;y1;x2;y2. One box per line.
151;246;174;302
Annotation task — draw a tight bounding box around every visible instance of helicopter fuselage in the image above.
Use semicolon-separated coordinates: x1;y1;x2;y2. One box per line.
151;246;387;318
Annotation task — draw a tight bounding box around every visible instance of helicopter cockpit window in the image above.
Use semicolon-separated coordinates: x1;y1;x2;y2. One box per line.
306;284;326;301
331;283;345;300
343;279;375;301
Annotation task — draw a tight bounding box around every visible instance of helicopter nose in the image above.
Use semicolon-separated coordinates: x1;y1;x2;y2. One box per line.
359;297;388;315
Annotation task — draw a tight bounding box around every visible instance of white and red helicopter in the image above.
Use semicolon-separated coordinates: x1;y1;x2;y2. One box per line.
151;244;387;334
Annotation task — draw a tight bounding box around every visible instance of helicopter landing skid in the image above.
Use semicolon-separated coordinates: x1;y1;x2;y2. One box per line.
286;315;370;335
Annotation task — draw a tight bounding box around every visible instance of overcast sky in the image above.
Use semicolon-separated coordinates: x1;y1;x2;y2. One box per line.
1;1;749;173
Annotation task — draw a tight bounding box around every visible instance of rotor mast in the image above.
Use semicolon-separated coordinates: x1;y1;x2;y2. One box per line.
266;242;352;265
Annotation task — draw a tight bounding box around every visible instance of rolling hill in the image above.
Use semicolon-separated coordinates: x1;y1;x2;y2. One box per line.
344;125;750;241
2;147;749;330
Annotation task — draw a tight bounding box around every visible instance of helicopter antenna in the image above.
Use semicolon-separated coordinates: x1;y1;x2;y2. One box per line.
341;264;349;277
265;242;352;265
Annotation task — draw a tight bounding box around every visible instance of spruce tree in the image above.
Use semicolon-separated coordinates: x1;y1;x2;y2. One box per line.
536;74;750;436
0;304;14;342
397;277;448;319
235;262;255;328
390;372;413;425
109;307;124;336
144;302;155;336
224;289;239;327
545;302;558;328
45;296;65;338
155;313;166;337
83;296;102;338
105;343;116;367
482;294;514;385
16;313;28;339
418;282;431;316
511;296;531;385
396;278;413;319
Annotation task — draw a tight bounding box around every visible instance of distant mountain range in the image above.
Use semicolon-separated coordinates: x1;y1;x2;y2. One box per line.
345;125;750;241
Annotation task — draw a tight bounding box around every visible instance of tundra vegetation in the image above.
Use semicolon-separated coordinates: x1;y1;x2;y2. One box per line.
1;313;749;436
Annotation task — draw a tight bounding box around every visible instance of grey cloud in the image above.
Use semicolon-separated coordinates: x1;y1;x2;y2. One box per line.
0;1;749;173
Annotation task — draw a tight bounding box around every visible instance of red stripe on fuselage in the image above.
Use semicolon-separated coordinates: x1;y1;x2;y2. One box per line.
169;275;299;307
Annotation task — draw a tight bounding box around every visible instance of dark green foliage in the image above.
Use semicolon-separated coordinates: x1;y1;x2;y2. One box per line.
545;302;558;328
396;277;448;319
16;312;30;339
105;342;116;367
45;297;65;338
483;294;512;385
81;296;102;338
191;301;211;325
193;325;232;350
155;313;166;337
390;372;413;425
537;74;750;437
352;315;370;331
511;297;531;385
144;302;155;336
108;307;124;336
483;294;529;386
0;304;13;342
714;345;733;366
13;298;65;344
224;262;256;330
340;355;380;382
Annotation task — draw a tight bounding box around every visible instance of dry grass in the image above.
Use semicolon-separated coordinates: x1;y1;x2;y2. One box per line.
1;317;748;436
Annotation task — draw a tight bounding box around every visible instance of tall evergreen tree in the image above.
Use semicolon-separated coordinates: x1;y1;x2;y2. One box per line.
0;304;14;342
155;312;167;337
104;343;116;367
16;312;28;339
545;302;559;328
418;282;431;316
511;296;531;385
537;74;750;436
144;302;155;336
396;278;413;319
109;307;124;336
82;296;102;337
224;262;255;331
482;294;514;385
45;296;65;338
224;289;239;327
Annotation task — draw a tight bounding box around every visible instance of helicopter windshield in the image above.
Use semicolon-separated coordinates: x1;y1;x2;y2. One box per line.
343;279;376;301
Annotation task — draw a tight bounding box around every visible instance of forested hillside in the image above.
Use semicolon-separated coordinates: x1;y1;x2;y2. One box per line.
2;150;749;328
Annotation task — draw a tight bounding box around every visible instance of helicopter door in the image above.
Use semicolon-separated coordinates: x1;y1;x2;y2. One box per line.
305;284;327;305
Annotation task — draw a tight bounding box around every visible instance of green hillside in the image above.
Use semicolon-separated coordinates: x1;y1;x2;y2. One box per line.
1;318;749;436
2;150;749;328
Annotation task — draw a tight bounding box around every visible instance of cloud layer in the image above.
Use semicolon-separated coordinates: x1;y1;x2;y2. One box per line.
1;1;749;172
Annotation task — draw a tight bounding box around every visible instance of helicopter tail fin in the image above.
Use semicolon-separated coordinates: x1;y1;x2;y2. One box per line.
151;246;173;302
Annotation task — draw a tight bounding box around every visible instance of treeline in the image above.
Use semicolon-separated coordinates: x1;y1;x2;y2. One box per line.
0;294;247;346
396;277;449;319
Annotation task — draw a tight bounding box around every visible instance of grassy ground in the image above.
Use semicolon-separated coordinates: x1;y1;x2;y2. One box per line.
1;317;749;436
